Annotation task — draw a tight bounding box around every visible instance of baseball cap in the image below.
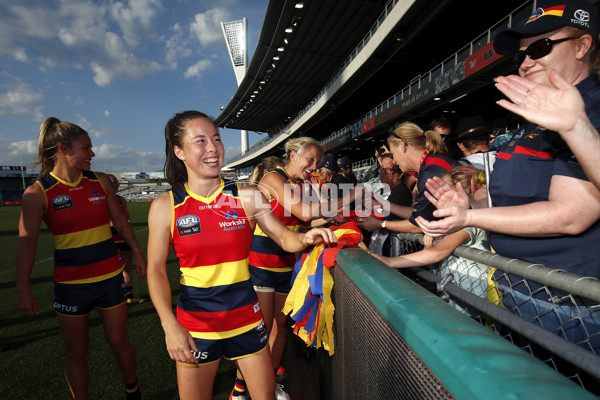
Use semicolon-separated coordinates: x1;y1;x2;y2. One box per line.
494;0;600;55
317;155;336;170
455;115;493;141
337;156;351;169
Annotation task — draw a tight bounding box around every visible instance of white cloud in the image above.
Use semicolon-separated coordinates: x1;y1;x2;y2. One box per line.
56;1;109;48
0;72;45;120
184;59;215;79
74;113;91;131
164;23;192;70
110;0;162;47
90;32;161;86
104;110;110;117
190;8;231;48
0;0;165;87
0;138;39;167
92;142;165;172
73;113;112;138
0;1;236;87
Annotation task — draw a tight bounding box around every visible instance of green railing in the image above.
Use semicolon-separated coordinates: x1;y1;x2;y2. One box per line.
332;248;595;399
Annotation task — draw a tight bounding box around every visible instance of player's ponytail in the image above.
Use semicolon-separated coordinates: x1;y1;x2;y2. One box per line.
36;117;88;177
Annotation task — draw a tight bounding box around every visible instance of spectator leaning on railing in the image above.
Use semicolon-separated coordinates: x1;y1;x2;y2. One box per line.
358;122;456;234
416;0;600;352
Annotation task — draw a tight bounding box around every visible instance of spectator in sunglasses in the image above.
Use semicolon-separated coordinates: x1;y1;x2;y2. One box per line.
366;154;414;255
416;0;600;352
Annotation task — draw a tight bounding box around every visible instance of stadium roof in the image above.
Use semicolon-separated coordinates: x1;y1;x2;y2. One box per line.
215;0;392;134
215;0;537;167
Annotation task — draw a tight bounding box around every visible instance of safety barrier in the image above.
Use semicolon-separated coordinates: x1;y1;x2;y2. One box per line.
329;248;597;399
388;233;600;393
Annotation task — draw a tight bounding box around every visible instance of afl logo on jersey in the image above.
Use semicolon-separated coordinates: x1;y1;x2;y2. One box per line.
225;210;238;219
177;215;201;236
52;194;73;211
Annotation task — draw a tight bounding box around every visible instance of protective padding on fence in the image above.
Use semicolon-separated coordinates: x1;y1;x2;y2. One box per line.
333;248;595;400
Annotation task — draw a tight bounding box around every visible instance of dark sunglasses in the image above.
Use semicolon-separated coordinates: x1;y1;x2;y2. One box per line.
513;37;575;67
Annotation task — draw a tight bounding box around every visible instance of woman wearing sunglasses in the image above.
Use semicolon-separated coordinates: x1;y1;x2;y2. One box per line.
416;0;600;353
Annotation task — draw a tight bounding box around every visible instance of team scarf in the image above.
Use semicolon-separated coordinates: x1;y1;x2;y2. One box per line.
283;222;366;355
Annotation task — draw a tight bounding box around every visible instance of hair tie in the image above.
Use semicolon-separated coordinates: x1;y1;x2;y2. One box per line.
475;169;486;185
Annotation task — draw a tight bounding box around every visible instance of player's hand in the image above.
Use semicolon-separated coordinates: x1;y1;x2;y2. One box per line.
17;287;39;316
358;215;384;232
303;227;337;246
164;320;199;364
135;252;147;279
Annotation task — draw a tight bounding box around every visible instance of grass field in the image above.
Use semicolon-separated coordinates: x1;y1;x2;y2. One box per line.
0;202;239;399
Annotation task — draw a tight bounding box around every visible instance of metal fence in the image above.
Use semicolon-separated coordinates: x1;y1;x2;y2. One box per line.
390;233;600;394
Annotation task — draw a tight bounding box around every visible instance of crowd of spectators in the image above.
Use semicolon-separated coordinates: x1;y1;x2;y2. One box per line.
238;0;600;360
116;185;171;201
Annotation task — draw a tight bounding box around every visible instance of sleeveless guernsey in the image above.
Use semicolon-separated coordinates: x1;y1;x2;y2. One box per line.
170;180;263;339
38;171;123;284
248;167;301;272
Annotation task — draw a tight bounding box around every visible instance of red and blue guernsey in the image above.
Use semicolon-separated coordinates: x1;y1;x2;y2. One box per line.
170;179;263;339
409;153;456;226
38;171;124;284
249;167;301;272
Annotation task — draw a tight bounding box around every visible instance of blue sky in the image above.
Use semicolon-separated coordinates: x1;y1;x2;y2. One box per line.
0;0;268;173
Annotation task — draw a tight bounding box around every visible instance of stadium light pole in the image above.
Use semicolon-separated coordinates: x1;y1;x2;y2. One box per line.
221;18;249;154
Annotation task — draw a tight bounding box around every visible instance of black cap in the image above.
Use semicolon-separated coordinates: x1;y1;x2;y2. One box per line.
317;155;336;170
455;115;493;141
494;0;600;55
337;156;351;169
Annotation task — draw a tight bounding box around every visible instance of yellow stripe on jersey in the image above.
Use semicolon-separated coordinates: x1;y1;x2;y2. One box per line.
62;265;124;284
253;223;300;237
180;258;251;288
254;266;294;273
54;223;113;250
184;181;224;204
188;319;262;340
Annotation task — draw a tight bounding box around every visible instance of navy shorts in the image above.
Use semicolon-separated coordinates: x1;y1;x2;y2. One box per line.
249;265;293;294
53;272;127;316
182;320;269;366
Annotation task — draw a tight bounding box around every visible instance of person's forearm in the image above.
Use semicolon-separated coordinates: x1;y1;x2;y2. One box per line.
466;202;585;236
115;223;144;256
560;116;600;190
281;230;307;253
385;219;422;233
387;248;448;268
15;237;37;291
388;203;414;219
148;270;178;329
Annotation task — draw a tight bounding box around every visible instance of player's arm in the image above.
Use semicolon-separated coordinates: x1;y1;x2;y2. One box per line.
120;196;132;224
16;183;46;316
147;193;198;364
241;185;337;252
260;171;351;222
